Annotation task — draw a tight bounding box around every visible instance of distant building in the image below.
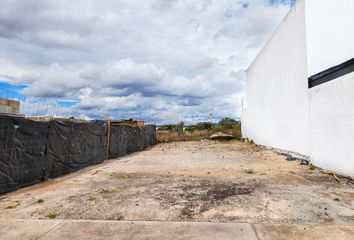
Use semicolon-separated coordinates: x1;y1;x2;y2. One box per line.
0;98;20;116
242;0;354;177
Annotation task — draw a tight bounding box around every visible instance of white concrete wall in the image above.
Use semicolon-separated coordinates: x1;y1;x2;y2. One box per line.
309;72;354;177
306;0;354;177
242;0;311;155
242;0;354;177
306;0;354;76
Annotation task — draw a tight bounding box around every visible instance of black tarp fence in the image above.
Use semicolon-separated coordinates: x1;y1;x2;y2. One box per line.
47;120;107;179
108;124;157;159
0;116;156;194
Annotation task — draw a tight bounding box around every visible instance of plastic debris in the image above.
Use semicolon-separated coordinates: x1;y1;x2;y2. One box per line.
285;154;309;165
286;154;296;161
299;159;309;165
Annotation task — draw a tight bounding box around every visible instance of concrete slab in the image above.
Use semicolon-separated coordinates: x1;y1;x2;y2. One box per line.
0;219;63;240
254;224;354;240
41;220;258;240
0;219;258;240
2;219;354;240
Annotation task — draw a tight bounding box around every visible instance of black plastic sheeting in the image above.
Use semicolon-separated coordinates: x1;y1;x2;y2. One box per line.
108;124;156;159
143;125;157;149
47;121;107;178
0;116;156;194
0;116;50;193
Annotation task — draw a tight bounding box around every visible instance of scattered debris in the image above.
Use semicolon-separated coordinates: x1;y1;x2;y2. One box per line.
299;159;310;165
286;154;297;161
209;132;234;141
285;154;309;165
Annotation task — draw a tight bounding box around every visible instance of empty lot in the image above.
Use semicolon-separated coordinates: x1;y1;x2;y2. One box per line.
1;140;353;225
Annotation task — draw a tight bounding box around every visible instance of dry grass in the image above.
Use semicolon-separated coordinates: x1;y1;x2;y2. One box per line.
157;128;241;143
244;169;255;174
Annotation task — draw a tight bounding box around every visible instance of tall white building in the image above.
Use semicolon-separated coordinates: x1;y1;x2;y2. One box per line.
242;0;354;177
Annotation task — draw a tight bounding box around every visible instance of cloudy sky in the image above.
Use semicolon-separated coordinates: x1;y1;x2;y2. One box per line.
0;0;295;123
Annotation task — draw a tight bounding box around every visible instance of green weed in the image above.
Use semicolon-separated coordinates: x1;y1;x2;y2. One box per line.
309;164;316;171
36;199;44;204
244;169;255;174
47;213;57;219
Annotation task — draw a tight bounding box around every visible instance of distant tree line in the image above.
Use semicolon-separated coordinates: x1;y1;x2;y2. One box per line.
158;117;240;132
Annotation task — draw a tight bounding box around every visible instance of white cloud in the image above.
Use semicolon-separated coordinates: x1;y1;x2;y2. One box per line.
16;63;86;98
0;0;293;123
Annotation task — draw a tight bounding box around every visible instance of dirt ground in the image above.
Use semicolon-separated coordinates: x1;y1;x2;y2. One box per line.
1;141;354;225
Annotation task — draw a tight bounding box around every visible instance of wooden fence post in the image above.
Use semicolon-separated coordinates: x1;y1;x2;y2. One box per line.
105;119;111;161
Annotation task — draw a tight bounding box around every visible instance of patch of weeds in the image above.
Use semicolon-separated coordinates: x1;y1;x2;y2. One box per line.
36;199;44;204
98;188;114;194
334;198;341;202
6;201;20;209
121;175;132;180
244;169;255;174
47;213;57;219
309;164;316;171
242;138;255;144
87;196;97;201
110;173;132;180
234;136;242;141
